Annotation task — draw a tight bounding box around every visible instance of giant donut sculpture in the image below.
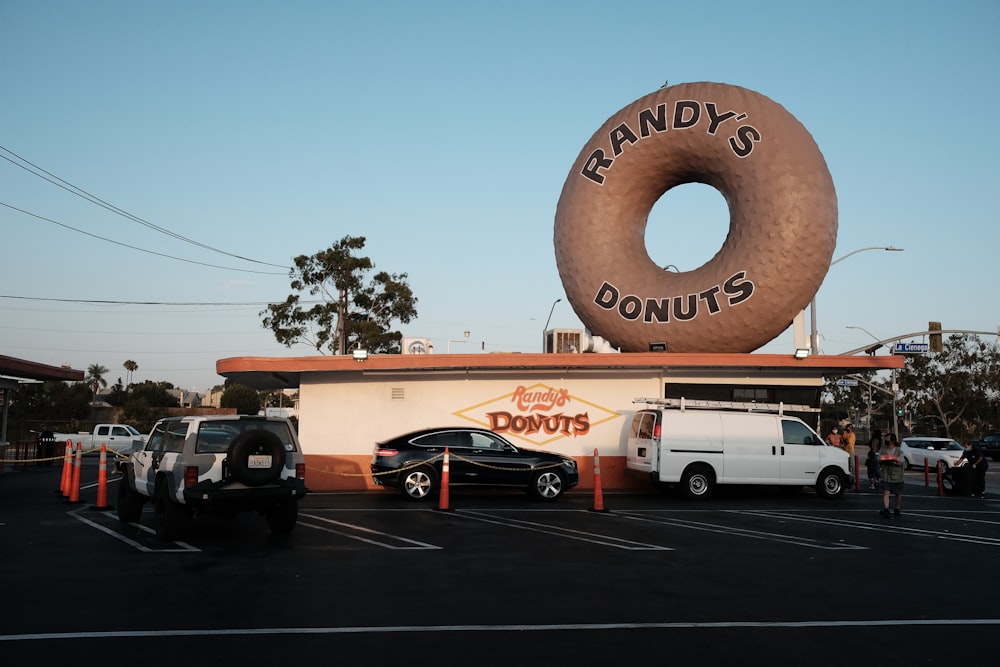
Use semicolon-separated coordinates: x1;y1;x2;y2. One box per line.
554;82;837;353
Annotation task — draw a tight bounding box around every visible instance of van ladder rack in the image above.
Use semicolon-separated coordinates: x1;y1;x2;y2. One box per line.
632;397;820;414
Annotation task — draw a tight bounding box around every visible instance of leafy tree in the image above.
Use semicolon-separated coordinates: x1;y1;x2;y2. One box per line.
107;378;128;407
221;382;262;415
7;381;91;436
822;369;882;430
261;235;418;355
119;380;179;431
263;389;297;409
85;363;109;401
896;333;1000;439
127;380;179;408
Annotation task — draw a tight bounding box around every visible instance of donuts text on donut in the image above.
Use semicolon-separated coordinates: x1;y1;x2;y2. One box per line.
594;271;755;323
581;99;763;185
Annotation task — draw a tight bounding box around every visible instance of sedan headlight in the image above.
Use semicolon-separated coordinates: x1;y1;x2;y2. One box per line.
562;457;578;469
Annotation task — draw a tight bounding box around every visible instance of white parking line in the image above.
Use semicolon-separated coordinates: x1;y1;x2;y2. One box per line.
456;510;673;550
902;511;1000;526
68;507;200;553
298;513;441;549
3;617;1000;642
615;510;865;550
732;510;1000;546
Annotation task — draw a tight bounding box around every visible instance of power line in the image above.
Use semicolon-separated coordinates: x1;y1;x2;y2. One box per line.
0;144;291;269
1;201;288;275
0;295;317;306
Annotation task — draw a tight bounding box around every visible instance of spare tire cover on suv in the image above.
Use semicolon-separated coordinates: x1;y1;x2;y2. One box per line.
227;429;285;486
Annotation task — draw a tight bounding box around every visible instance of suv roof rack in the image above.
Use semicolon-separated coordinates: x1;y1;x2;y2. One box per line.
632;397;820;415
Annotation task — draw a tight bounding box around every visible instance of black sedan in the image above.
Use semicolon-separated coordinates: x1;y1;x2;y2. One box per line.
371;427;579;501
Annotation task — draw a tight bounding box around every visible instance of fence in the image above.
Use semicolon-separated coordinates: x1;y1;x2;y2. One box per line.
0;439;61;472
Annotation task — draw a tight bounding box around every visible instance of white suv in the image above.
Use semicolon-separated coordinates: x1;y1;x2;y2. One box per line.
117;415;307;540
900;437;964;471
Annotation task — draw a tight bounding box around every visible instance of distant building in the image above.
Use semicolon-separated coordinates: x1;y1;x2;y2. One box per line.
202;388;223;408
166;389;202;408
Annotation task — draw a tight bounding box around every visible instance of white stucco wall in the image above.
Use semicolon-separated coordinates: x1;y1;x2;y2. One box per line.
297;369;665;460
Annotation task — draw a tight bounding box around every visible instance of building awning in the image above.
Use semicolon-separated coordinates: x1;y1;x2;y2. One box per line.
217;352;904;390
0;355;84;387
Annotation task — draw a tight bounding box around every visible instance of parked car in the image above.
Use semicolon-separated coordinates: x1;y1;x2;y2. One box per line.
371;427;579;501
117;415;307;540
970;433;1000;462
900;437;964;471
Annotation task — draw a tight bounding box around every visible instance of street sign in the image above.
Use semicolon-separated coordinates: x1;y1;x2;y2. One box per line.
893;342;929;354
836;378;859;386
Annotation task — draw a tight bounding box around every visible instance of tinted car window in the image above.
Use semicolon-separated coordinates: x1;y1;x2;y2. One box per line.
146;423;168;452
196;427;237;454
165;424;188;453
412;431;485;449
630;412;656;439
193;420;295;453
469;431;510;450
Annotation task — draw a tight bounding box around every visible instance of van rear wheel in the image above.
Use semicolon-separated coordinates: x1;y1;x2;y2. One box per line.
680;464;715;500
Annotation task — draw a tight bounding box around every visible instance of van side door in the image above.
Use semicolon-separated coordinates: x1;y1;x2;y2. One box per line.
778;419;827;484
718;413;780;483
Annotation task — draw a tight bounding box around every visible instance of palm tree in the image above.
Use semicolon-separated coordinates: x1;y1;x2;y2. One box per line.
86;363;109;402
123;359;138;386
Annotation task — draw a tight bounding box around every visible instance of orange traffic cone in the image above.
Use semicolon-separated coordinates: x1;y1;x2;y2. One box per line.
92;443;111;511
437;447;452;511
58;440;73;497
67;442;83;504
590;448;607;512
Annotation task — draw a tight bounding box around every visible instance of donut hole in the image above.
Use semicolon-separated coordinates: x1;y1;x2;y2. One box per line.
644;183;731;272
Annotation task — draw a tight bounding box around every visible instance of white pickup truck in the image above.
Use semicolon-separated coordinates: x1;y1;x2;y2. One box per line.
50;424;147;453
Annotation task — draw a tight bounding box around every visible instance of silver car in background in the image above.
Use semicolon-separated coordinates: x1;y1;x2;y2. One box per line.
900;437;964;470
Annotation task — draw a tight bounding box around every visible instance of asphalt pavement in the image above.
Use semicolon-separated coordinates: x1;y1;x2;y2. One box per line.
1;457;999;666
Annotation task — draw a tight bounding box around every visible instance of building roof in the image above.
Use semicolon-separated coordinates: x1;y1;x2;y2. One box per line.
217;352;903;390
0;355;84;384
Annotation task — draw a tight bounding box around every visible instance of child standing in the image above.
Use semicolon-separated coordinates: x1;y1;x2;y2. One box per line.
866;429;882;490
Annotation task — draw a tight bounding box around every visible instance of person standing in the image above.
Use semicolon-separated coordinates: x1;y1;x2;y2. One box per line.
866;429;883;490
827;427;843;449
879;433;904;518
842;424;856;457
960;441;989;498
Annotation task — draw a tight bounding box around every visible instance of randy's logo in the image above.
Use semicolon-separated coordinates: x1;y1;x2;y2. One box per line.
581;99;762;185
453;383;621;446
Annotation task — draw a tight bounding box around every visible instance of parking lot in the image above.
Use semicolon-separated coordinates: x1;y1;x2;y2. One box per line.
2;459;999;665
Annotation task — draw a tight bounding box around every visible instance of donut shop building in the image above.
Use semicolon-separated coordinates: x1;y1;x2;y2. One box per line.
216;82;887;494
217;350;902;493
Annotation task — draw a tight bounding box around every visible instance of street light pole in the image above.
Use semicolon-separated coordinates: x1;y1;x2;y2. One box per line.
542;298;561;352
847;325;898;440
810;246;904;355
447;330;470;354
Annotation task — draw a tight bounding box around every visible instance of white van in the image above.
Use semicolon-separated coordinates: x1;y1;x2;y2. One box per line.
626;398;851;500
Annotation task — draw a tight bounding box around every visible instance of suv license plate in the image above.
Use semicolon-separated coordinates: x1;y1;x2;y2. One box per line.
248;455;272;469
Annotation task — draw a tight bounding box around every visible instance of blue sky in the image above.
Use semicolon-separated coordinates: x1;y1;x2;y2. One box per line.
2;1;998;391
